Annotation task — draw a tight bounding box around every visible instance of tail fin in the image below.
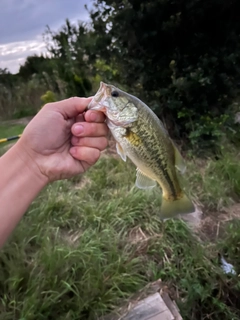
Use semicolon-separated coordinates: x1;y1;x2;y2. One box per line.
160;193;195;220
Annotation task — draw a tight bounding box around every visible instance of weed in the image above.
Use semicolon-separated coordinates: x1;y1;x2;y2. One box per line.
0;152;240;319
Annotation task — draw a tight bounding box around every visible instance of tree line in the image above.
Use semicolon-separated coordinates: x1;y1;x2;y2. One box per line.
1;0;240;151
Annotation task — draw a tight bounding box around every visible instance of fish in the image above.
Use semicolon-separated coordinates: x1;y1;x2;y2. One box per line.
88;82;195;219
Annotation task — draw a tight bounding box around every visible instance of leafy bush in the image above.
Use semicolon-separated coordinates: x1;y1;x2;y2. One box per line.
89;0;240;149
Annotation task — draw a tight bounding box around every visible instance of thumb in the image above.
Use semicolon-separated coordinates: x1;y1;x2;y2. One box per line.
50;97;93;119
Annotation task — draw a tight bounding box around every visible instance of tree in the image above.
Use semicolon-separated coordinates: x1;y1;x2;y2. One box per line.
43;19;93;97
19;55;55;80
89;0;240;148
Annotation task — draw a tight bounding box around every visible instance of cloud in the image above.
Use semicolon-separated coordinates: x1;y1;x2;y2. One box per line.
0;39;48;73
0;0;91;73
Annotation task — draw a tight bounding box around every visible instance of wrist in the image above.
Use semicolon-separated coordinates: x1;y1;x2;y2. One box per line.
12;141;49;189
0;140;48;247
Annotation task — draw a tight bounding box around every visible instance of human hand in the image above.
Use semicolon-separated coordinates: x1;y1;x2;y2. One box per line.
16;97;108;183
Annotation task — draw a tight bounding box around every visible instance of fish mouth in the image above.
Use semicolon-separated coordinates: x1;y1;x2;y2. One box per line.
95;82;107;103
88;81;110;112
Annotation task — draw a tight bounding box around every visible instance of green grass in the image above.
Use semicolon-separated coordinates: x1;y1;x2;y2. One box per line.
0;123;25;139
0;123;25;153
184;150;240;210
0;152;240;319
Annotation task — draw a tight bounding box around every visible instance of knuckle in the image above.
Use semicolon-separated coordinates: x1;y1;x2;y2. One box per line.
71;136;79;145
77;137;85;146
91;149;100;164
68;96;81;107
90;122;96;131
44;102;54;109
69;96;78;101
101;137;108;150
103;124;109;134
88;122;98;135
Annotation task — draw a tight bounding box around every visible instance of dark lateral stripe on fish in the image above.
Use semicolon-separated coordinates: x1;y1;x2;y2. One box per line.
140;130;178;199
139;125;179;199
154;154;178;199
126;127;178;199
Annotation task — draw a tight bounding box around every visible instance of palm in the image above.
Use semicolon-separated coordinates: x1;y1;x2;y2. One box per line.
18;97;108;183
20;110;87;181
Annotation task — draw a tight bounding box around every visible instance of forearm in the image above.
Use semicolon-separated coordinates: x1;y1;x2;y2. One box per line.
0;142;47;247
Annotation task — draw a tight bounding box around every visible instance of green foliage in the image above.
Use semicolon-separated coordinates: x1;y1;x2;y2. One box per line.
0;123;26;156
18;55;55;80
0;154;240;319
0;75;47;120
218;220;240;268
43;19;93;97
12;108;35;119
0;20;96;119
2;1;240;149
0;124;25;141
89;0;240;149
41;90;57;105
1;4;240;318
183;149;240;210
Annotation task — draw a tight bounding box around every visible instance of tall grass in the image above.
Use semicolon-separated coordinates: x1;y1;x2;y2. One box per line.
0;71;67;120
0;151;240;319
0;78;47;120
184;149;240;210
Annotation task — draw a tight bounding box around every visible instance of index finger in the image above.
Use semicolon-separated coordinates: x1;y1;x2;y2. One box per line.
46;97;93;119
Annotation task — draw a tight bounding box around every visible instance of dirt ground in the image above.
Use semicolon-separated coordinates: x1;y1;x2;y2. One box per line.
198;203;240;241
1;116;34;126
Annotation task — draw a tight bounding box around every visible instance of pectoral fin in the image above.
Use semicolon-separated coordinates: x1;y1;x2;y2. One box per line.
135;168;157;189
116;142;127;161
174;145;186;174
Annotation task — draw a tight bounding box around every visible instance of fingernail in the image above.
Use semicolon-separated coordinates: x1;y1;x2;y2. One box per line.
90;112;97;122
74;124;84;135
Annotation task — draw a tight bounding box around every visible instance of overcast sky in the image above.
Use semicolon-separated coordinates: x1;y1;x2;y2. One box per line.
0;0;91;73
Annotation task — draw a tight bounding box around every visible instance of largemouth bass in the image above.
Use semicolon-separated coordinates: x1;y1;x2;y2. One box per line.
88;82;195;219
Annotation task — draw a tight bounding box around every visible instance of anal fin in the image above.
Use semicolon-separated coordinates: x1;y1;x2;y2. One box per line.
173;144;186;174
135;168;157;189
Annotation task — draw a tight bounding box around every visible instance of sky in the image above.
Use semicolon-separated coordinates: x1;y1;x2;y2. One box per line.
0;0;91;74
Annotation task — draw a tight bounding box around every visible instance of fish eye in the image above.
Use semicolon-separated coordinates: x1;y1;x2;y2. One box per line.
111;91;119;97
